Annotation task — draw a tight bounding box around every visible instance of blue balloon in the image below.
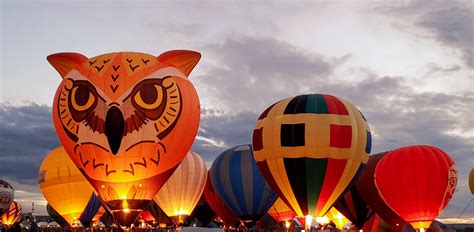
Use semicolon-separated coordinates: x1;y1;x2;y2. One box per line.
209;145;277;225
78;193;103;228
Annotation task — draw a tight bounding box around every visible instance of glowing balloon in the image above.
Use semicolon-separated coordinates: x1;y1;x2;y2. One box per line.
1;201;21;229
267;198;296;222
39;147;102;227
375;145;457;230
48;50;201;226
153;151;207;225
252;94;371;217
325;207;349;230
209;145;278;228
202;174;239;227
0;180;14;215
470;169;474;195
356;152;408;230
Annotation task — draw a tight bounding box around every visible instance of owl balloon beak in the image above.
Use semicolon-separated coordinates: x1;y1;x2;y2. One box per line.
105;106;125;155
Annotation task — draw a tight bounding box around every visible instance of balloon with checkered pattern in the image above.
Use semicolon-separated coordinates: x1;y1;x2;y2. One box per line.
252;94;371;217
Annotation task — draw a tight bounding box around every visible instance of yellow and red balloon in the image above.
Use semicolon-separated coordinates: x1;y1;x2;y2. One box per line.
252;94;371;217
1;201;21;229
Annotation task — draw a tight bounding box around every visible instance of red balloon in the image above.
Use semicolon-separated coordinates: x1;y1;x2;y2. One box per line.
374;145;457;229
357;152;408;231
202;174;239;228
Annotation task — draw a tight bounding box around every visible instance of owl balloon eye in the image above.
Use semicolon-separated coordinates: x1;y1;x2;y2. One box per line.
71;85;96;111
133;84;163;110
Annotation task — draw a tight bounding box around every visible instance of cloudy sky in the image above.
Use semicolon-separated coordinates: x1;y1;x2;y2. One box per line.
1;0;473;222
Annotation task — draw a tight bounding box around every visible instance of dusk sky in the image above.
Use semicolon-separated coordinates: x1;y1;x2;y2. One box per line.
1;0;473;223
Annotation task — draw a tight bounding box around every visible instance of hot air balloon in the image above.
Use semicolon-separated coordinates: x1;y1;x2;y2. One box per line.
375;145;457;230
252;94;371;218
1;201;21;229
39;147;103;227
325;207;349;230
470;169;474;195
0;180;14;215
333;176;374;229
48;50;201;227
153;151;207;226
209;145;278;228
356;152;408;231
202;174;239;228
267;198;296;223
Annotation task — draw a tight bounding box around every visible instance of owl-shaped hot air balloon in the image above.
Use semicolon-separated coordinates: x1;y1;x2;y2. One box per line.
48;50;201;227
252;94;371;218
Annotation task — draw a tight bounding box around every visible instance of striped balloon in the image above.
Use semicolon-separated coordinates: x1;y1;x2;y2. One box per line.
253;94;371;217
0;201;22;229
209;145;278;224
153;151;207;225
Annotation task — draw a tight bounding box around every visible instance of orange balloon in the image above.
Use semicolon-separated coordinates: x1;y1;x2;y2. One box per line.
48;50;201;227
267;198;296;222
1;201;22;229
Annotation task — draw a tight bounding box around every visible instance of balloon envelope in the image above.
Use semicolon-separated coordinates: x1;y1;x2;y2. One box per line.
48;50;201;226
252;94;371;217
202;174;239;227
1;201;21;229
47;204;69;228
470;169;474;195
153;151;207;225
0;180;14;215
333;174;374;229
209;145;278;226
39;147;102;227
375;145;457;229
356;152;408;230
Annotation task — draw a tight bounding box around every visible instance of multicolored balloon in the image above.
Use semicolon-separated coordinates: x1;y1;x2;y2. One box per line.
202;174;239;228
153;151;207;225
39;147;102;227
209;145;278;227
252;94;371;217
0;180;14;215
375;145;457;230
0;201;21;229
48;50;201;226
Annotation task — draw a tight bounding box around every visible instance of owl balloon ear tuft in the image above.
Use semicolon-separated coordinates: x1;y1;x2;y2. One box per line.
47;53;89;78
157;50;201;77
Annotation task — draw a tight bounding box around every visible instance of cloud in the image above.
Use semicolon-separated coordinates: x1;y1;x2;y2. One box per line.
374;0;474;69
0;103;60;184
194;36;333;112
418;7;474;68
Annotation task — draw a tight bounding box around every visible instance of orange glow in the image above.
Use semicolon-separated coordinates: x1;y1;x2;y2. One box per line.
0;201;22;229
49;50;202;227
325;207;349;230
153;152;207;219
38;147;97;227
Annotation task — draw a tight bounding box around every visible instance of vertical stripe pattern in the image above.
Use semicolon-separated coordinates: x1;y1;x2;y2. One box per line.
153;151;207;217
209;145;278;221
252;94;371;217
